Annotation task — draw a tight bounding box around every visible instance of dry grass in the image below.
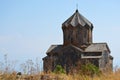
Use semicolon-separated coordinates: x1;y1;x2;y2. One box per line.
0;69;120;80
0;55;119;80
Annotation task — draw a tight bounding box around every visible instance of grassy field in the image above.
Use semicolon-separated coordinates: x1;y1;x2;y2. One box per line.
0;55;119;80
0;68;120;80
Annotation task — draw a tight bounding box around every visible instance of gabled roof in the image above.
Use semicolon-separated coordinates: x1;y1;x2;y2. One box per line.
46;44;83;55
85;43;111;53
46;43;111;55
62;10;93;28
63;44;83;52
46;45;62;55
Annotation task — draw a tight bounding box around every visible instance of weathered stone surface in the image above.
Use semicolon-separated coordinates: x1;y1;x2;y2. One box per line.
43;10;113;73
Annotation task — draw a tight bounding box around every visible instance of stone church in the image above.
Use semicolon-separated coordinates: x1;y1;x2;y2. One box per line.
43;10;113;73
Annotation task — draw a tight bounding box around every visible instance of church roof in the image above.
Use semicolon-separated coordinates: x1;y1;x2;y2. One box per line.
85;43;111;53
46;45;62;55
62;10;93;28
46;44;83;55
46;43;111;55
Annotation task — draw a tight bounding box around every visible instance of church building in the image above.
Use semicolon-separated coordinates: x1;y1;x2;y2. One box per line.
43;10;113;73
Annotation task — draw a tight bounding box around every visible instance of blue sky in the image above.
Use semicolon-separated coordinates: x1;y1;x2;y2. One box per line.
0;0;120;70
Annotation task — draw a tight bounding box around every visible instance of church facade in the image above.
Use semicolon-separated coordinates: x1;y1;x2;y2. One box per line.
43;10;113;73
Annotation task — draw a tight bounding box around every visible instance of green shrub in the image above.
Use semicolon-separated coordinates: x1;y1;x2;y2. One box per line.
81;63;100;76
53;65;66;74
